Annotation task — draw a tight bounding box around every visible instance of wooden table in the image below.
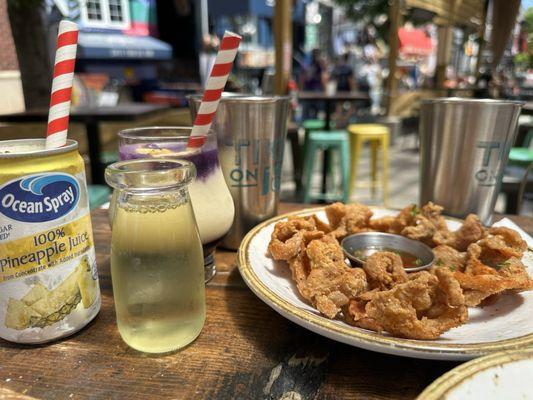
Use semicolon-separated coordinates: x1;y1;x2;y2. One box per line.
298;91;370;130
298;91;370;194
1;203;531;399
0;104;170;185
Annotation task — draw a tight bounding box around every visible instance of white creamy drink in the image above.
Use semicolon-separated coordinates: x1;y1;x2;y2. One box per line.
187;165;234;244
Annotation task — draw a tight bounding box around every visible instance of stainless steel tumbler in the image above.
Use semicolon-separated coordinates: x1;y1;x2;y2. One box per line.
419;98;523;224
189;94;290;249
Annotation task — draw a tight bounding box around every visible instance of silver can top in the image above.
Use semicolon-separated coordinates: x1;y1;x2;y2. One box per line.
0;139;78;159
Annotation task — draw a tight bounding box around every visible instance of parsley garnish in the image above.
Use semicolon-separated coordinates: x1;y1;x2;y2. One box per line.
495;261;510;270
410;205;420;217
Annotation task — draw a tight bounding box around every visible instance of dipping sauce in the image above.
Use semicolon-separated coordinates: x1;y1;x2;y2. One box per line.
351;247;422;268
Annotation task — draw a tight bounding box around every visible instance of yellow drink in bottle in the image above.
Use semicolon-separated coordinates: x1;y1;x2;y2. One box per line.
106;159;205;353
112;203;205;353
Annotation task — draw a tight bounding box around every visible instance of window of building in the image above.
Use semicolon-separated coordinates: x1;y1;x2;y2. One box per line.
80;0;130;29
108;0;124;22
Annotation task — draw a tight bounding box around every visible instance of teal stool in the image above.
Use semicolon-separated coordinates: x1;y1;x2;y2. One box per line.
298;119;336;197
88;185;111;210
509;148;533;167
100;151;119;165
509;130;533;167
302;130;350;203
301;119;335;132
302;119;326;131
301;119;327;159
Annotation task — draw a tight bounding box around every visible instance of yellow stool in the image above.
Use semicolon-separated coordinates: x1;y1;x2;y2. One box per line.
347;124;390;205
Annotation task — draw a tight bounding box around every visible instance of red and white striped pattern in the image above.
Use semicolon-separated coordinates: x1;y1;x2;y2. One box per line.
188;31;241;149
45;20;79;149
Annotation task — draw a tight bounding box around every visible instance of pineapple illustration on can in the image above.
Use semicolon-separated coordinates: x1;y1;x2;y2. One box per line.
0;139;101;344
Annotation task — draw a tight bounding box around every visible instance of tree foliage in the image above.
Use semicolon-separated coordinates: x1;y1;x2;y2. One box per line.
524;7;533;33
333;0;390;40
524;7;533;52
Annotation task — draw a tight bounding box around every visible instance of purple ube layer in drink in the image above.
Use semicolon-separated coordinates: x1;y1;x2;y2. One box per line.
119;142;219;181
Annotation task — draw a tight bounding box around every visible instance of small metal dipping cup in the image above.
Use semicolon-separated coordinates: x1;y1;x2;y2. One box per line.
341;232;435;272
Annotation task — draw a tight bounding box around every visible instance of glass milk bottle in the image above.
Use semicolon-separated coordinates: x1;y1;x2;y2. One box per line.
105;159;205;353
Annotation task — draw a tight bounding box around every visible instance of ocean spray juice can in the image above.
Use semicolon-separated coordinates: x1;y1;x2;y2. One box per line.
0;139;101;344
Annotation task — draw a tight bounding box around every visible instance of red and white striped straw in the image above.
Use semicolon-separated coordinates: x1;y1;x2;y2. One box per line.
45;20;79;149
188;31;241;149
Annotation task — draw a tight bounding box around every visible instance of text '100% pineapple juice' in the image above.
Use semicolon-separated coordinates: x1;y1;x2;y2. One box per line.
105;159;205;353
0;139;101;344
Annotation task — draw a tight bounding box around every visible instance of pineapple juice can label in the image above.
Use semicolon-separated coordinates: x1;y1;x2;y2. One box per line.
0;139;100;344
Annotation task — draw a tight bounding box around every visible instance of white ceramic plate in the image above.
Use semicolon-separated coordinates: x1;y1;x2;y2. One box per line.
417;348;533;399
237;207;533;360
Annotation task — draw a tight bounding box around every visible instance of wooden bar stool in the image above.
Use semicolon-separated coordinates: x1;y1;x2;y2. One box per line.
347;124;390;205
302;130;350;203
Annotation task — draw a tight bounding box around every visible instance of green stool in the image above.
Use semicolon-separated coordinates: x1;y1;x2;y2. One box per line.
508;148;533;167
302;119;326;131
298;119;337;196
88;185;111;210
302;130;350;203
101;151;119;165
301;119;335;132
301;119;327;157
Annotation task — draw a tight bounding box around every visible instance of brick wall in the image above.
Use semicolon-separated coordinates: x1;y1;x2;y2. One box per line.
0;0;19;71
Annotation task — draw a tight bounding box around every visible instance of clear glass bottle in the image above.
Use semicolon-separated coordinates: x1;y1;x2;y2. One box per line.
105;159;205;353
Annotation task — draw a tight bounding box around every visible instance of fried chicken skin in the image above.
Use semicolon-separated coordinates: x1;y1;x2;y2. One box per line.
477;227;528;265
369;204;418;234
287;231;325;286
343;293;382;332
345;268;467;339
420;202;448;231
266;201;531;340
269;216;322;261
362;251;407;290
399;203;447;246
432;245;467;272
433;214;485;251
368;215;396;233
325;202;373;239
401;217;438;246
365;270;468;340
398;202;463;248
299;236;368;318
453;243;533;306
370;202;450;246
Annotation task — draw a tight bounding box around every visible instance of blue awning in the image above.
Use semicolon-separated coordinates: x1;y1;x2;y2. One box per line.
78;32;172;60
207;0;305;21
